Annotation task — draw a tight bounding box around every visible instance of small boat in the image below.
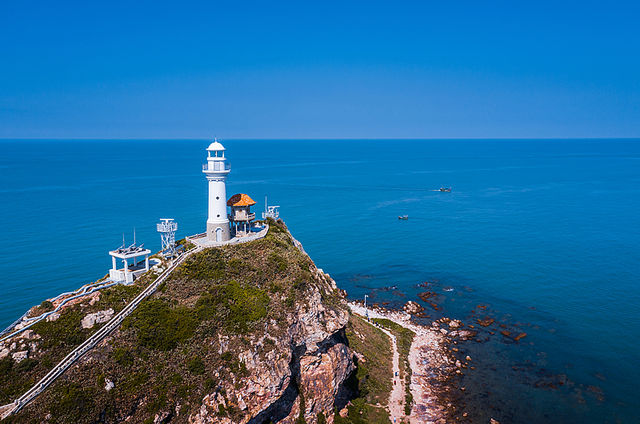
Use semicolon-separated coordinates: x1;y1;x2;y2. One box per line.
439;187;452;192
398;215;409;220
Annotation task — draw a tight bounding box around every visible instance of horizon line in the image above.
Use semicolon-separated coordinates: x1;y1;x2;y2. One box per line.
1;136;640;141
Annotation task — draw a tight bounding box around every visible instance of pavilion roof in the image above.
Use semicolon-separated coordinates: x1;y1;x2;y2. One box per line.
227;193;256;207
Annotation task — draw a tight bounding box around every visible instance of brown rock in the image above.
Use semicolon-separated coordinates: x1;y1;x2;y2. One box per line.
514;332;527;341
403;301;425;314
418;291;436;302
476;317;495;327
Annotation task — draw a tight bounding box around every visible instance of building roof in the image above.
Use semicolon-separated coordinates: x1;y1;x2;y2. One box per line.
206;140;225;151
227;193;256;207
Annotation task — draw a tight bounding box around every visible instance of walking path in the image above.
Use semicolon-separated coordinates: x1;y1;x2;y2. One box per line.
377;326;405;423
348;302;448;424
0;246;202;420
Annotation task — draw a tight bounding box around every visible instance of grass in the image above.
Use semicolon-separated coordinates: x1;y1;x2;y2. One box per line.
31;306;89;349
341;314;392;424
49;383;96;423
92;283;143;313
122;299;197;351
195;280;270;333
0;357;36;405
372;318;415;416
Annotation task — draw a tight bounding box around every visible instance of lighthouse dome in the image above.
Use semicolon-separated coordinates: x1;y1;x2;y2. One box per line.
206;140;225;151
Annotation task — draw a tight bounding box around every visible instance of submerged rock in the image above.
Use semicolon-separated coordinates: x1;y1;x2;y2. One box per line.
514;332;527;342
476;317;495;327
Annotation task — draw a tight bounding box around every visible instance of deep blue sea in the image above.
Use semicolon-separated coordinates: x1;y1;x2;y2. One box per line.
1;139;639;423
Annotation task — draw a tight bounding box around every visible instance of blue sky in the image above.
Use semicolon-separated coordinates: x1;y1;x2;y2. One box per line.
1;1;639;139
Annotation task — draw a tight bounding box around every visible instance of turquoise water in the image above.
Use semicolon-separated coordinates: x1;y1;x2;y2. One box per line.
1;139;639;422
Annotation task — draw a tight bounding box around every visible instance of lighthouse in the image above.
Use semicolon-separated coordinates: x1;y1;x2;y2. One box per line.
203;139;231;242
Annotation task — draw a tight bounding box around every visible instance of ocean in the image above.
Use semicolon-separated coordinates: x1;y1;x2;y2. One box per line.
1;139;638;423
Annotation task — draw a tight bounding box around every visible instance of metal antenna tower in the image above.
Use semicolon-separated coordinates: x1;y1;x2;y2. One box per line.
157;218;178;257
262;196;280;220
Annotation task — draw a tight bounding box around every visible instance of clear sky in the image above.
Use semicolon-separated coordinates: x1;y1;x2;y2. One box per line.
1;1;639;139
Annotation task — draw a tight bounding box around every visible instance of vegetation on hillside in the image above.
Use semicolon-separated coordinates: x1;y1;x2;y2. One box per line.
7;219;347;424
0;283;144;405
372;318;415;415
335;314;392;424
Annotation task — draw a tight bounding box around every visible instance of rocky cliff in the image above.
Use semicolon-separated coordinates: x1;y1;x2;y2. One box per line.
2;220;355;424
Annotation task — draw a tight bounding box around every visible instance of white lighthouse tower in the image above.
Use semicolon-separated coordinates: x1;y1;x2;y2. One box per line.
203;138;231;242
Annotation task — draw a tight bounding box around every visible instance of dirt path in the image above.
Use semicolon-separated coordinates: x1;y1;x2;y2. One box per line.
348;302;450;424
377;326;405;423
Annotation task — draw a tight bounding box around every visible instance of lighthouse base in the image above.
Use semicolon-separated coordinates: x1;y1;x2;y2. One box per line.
206;221;231;242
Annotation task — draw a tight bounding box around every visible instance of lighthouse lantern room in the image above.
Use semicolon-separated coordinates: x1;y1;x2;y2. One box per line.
203;138;231;242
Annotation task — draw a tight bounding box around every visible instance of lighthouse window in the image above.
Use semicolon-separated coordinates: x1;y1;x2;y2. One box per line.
217;214;220;217
216;196;219;200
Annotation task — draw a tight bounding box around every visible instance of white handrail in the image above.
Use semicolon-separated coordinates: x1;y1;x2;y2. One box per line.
0;246;202;420
1;280;118;343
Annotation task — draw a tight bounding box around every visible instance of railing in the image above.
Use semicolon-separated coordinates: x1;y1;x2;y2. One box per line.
156;222;178;232
0;280;119;343
230;212;256;221
0;246;202;420
202;163;231;172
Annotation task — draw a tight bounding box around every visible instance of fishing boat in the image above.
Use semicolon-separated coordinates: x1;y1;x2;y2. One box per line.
439;187;452;192
398;215;409;220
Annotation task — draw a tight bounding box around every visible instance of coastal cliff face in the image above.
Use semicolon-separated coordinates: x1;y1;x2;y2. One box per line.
190;282;354;424
3;220;355;424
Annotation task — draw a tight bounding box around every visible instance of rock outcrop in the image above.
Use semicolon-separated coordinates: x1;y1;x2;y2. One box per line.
190;289;354;424
80;308;114;329
4;220;356;424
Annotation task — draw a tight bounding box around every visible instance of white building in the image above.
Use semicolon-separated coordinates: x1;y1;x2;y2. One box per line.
203;139;231;242
108;244;151;284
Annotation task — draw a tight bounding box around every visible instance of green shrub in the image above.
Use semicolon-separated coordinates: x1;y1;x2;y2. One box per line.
96;373;105;388
39;300;54;311
285;289;296;308
122;372;149;393
96;284;142;312
204;377;216;391
195;280;269;333
187;356;205;375
269;282;283;293
50;383;96;422
296;392;306;424
0;357;12;375
113;347;133;366
266;218;286;233
31;307;87;348
268;253;288;272
15;358;38;373
405;391;413;415
293;277;307;290
178;249;226;281
227;258;244;272
123;299;197;351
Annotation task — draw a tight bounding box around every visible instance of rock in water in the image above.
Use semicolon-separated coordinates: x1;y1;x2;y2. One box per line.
403;300;425;314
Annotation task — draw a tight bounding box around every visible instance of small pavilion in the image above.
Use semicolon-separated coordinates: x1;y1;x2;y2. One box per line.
108;243;151;284
227;193;256;236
